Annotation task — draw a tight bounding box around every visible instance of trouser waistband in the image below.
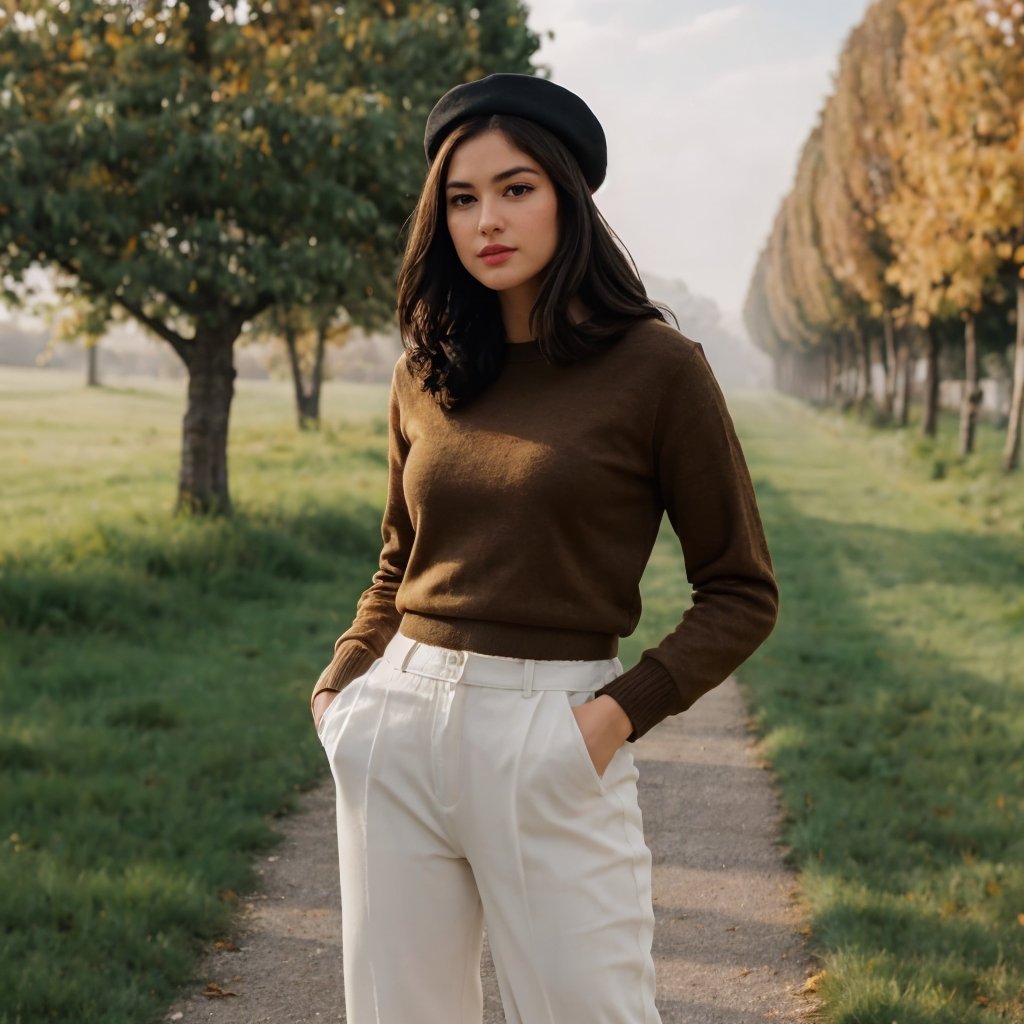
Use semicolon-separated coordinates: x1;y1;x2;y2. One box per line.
381;630;623;698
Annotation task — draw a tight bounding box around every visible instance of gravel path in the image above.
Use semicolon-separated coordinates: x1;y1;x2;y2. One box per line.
164;678;818;1023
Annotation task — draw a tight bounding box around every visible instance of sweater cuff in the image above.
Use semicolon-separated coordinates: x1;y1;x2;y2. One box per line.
310;644;377;711
595;657;682;742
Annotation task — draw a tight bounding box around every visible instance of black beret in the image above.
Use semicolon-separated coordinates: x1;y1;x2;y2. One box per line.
423;73;607;191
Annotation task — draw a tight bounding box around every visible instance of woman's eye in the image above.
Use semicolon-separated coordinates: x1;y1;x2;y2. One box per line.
450;194;474;207
507;183;533;197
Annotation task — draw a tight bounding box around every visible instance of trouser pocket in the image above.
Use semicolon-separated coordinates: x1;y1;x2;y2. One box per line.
558;690;609;794
317;656;383;748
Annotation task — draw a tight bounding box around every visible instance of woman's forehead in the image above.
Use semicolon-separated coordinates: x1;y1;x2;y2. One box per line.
445;130;541;182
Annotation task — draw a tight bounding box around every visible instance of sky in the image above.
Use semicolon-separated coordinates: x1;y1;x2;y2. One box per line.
526;0;872;329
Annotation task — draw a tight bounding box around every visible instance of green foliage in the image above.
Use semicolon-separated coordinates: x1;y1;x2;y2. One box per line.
0;0;543;510
0;1;541;331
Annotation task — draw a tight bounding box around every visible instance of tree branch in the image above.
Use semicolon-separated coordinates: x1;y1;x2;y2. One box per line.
115;296;194;368
53;256;194;367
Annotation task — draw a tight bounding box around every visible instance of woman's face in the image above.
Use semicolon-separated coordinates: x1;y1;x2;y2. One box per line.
444;129;559;299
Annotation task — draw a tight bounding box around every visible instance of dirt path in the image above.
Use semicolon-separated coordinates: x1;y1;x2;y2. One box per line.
164;678;818;1023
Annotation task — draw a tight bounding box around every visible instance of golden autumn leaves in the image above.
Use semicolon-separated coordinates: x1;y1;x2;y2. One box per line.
743;0;1024;469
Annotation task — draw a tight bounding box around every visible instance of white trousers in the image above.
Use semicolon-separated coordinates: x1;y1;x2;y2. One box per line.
318;630;662;1024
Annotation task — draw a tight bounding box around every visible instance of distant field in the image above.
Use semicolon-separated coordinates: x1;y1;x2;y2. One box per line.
0;367;391;547
1;366;1021;1023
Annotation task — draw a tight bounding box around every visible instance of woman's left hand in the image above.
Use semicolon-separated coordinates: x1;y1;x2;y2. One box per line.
572;695;634;777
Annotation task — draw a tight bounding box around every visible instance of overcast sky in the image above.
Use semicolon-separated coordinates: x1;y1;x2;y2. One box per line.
526;0;871;329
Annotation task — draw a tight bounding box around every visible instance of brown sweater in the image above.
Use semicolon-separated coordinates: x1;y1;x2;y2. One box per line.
312;317;779;741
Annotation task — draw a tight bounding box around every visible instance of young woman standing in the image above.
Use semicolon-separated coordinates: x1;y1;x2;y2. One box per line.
311;73;780;1024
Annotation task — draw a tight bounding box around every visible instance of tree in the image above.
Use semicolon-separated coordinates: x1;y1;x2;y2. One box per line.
743;126;853;408
0;0;542;511
251;303;351;431
33;278;108;386
747;0;1023;448
973;0;1024;471
817;0;911;420
882;0;1023;455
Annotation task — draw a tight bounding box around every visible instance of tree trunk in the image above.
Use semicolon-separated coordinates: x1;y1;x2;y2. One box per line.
303;323;327;429
922;324;940;438
893;326;911;427
958;313;982;457
177;323;237;514
901;348;915;429
853;323;870;411
882;309;897;417
283;324;310;431
86;341;100;387
284;320;326;430
836;332;853;408
1002;278;1024;472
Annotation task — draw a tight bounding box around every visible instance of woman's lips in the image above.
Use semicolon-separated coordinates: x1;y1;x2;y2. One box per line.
480;249;514;266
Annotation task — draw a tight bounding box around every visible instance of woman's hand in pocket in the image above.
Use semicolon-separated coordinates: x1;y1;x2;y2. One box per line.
312;689;340;732
571;695;634;776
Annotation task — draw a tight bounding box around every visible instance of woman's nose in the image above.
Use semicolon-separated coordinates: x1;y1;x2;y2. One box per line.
477;198;503;233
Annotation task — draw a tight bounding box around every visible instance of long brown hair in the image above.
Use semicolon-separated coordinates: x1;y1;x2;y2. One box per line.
396;113;674;409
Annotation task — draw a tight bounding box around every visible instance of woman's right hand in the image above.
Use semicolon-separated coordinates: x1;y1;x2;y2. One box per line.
312;689;340;732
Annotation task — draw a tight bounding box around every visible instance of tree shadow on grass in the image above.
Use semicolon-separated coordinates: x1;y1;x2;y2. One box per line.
0;501;388;1023
0;502;383;638
742;478;1024;1018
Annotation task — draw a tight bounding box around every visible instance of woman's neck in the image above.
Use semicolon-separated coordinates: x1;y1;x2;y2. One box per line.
499;283;539;343
499;287;591;343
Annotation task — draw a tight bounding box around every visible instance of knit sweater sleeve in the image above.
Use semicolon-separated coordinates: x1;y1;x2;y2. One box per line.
310;359;413;708
595;342;780;741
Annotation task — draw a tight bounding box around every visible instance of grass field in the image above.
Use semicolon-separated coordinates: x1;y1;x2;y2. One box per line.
739;395;1024;1023
1;368;393;1023
1;365;1022;1023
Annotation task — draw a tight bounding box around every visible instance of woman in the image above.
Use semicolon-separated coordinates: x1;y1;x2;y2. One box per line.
311;73;779;1024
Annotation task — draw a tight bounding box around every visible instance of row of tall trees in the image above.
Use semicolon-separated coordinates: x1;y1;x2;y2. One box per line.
0;0;542;511
743;0;1024;471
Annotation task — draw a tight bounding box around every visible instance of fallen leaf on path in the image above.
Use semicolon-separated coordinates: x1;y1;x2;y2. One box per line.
800;970;826;995
201;982;237;999
213;939;239;951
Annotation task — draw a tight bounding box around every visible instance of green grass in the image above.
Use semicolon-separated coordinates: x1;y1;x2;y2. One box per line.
1;366;1022;1023
1;368;391;1023
736;395;1024;1023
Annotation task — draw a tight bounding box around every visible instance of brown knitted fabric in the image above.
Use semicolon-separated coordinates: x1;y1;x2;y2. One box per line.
312;318;779;741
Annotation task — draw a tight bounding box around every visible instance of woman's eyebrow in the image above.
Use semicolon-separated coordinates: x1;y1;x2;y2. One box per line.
445;166;540;190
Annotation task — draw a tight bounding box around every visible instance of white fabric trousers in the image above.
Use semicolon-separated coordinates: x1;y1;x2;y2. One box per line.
317;629;662;1024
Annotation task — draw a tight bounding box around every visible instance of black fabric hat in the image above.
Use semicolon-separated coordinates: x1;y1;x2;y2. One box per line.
423;73;607;191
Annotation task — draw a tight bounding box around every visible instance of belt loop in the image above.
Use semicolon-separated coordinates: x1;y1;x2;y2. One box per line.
400;640;421;673
522;658;536;699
